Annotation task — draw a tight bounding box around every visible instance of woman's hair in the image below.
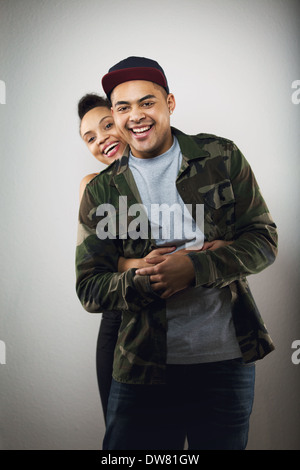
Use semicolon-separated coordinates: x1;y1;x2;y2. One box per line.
78;93;110;120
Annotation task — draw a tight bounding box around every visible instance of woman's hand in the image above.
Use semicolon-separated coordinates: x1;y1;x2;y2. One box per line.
117;240;233;272
202;239;233;251
117;246;176;272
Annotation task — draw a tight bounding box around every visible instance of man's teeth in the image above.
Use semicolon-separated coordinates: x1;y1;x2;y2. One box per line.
132;126;151;134
104;143;118;155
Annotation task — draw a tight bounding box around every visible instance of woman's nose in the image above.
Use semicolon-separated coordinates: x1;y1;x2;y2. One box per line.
96;133;108;146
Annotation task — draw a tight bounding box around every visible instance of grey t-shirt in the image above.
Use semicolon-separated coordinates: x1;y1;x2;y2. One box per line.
129;137;241;364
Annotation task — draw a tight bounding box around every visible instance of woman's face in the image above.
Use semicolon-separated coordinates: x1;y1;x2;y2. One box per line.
80;106;126;165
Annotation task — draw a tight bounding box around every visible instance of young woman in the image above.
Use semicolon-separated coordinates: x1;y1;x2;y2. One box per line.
78;93;125;197
78;94;175;421
78;93;232;423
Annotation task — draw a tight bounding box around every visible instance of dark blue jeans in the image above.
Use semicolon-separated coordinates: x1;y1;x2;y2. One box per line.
103;359;255;450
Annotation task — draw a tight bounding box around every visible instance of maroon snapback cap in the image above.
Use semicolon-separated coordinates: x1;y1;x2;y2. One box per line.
102;56;169;100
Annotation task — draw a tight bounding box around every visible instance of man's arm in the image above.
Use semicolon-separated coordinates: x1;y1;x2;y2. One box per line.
136;145;277;295
75;185;159;313
187;145;278;288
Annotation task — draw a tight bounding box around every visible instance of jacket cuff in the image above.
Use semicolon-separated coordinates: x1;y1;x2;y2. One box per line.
187;251;215;287
133;273;161;302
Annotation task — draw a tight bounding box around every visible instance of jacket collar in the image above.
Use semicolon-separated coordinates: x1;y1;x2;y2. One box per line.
172;127;210;161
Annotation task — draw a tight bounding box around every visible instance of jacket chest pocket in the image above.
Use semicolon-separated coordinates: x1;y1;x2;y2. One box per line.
199;180;236;241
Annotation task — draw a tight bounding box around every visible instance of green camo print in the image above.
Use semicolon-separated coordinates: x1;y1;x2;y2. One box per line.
76;127;278;384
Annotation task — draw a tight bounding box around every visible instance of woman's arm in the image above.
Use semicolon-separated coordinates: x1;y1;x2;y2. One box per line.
79;173;98;201
117;241;233;272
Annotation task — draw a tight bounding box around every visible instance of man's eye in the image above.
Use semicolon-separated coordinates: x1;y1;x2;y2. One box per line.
142;102;153;107
117;106;129;112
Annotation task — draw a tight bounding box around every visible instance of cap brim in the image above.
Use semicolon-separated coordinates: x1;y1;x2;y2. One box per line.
102;67;169;97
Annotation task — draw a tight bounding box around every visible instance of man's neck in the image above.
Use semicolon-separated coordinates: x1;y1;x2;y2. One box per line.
130;133;174;160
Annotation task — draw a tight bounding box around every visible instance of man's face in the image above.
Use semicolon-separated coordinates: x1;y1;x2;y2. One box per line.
111;80;175;159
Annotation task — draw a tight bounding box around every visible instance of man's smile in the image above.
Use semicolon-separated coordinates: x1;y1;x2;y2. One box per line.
129;124;154;138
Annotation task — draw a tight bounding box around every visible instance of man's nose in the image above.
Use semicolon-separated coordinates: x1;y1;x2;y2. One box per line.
129;107;146;123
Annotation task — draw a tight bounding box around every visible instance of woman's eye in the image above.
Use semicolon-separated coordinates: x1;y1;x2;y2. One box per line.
88;136;95;144
105;122;113;130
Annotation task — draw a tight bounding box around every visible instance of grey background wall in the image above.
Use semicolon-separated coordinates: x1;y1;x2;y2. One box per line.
0;0;299;450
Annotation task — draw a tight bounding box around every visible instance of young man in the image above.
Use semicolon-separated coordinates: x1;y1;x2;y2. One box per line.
76;57;278;450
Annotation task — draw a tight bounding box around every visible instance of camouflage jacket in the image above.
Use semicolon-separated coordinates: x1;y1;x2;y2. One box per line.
76;127;278;384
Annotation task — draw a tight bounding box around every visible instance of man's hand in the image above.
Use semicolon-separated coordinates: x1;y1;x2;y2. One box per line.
136;253;195;299
134;240;233;298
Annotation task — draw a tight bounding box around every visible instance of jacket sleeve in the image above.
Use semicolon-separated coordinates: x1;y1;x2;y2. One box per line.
75;185;158;313
187;144;278;287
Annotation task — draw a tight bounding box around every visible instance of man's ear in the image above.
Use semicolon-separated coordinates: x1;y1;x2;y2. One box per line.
167;93;176;115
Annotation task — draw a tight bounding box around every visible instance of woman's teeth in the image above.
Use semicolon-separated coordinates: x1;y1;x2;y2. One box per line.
104;143;118;155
